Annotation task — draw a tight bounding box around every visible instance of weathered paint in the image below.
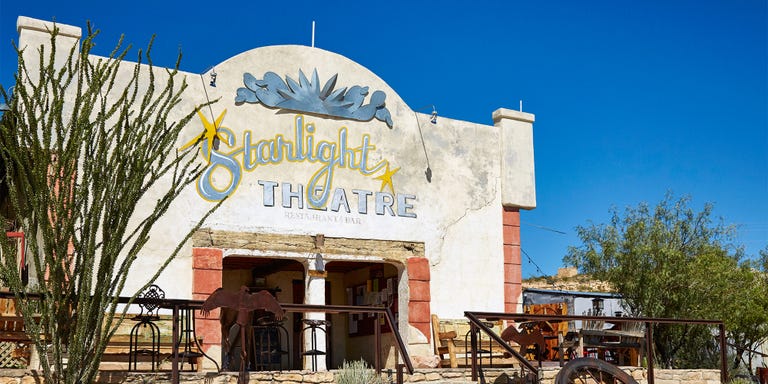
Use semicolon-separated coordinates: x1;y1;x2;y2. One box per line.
15;16;536;366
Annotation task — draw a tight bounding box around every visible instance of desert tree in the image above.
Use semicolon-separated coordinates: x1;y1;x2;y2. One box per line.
0;22;220;383
564;193;765;370
726;246;768;373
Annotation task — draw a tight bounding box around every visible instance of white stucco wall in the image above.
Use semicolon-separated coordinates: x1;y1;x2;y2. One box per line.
15;16;536;326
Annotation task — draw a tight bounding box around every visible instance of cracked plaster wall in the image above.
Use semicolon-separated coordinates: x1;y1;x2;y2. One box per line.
17;17;536;346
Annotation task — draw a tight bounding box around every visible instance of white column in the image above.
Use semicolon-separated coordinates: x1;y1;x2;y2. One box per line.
492;108;537;209
17;17;82;85
303;253;327;370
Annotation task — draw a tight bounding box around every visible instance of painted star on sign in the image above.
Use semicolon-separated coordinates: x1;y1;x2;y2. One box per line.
179;109;227;162
374;163;400;194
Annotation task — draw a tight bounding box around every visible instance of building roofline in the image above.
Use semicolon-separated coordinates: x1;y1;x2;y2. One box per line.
523;287;622;299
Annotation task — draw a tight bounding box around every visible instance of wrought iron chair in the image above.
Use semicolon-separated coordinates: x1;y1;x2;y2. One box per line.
464;321;497;367
250;311;290;371
129;284;165;371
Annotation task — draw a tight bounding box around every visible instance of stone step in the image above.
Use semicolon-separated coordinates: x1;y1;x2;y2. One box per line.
412;381;476;384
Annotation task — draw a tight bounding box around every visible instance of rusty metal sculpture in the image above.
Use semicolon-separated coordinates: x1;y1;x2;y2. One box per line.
201;286;285;383
500;323;547;359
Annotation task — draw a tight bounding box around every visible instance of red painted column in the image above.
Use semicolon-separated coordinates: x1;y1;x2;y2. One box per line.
407;257;431;342
503;207;522;313
192;247;223;354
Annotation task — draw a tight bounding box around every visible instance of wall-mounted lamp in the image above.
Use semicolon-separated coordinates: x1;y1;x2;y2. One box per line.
413;105;438;182
314;234;325;272
199;68;220;149
209;69;217;87
313;253;325;272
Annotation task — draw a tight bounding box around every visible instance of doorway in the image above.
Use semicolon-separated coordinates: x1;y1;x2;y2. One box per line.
221;256;304;371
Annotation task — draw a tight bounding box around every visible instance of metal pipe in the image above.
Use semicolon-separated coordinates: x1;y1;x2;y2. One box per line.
464;312;537;373
172;304;180;384
385;308;414;374
465;310;727;384
720;323;728;383
646;322;654;384
375;312;381;374
470;322;478;381
466;310;722;325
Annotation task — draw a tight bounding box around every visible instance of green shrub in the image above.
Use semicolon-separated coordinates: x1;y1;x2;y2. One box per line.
728;377;756;384
335;359;383;384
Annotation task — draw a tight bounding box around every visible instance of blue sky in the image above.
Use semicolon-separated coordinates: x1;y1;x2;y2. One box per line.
2;0;766;278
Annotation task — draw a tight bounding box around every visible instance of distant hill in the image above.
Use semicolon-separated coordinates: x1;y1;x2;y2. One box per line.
522;267;613;293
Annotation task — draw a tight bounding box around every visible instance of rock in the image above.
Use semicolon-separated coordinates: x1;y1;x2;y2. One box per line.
412;355;440;368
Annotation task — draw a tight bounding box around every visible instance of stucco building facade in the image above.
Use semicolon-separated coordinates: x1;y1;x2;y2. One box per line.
14;16;536;370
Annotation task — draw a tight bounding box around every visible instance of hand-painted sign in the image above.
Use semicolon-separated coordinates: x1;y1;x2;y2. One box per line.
184;69;414;217
190;114;416;218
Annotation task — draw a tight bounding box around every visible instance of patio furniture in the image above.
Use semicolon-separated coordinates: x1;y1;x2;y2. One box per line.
175;304;207;371
128;284;164;371
250;312;289;371
463;321;495;367
301;318;330;371
430;314;457;368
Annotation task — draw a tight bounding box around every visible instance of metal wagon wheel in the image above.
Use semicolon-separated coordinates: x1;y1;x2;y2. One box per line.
555;357;639;384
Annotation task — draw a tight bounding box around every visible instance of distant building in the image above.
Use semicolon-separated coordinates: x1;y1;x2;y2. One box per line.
523;288;624;318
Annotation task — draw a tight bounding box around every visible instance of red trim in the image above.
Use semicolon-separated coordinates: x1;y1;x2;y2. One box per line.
502;208;521;312
407;257;431;342
192;247;223;350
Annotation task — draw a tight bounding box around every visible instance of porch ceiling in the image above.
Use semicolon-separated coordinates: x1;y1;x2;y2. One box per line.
222;257;389;274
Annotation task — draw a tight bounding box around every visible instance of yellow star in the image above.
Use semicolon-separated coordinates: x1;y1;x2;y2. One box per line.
374;163;400;194
179;108;228;162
